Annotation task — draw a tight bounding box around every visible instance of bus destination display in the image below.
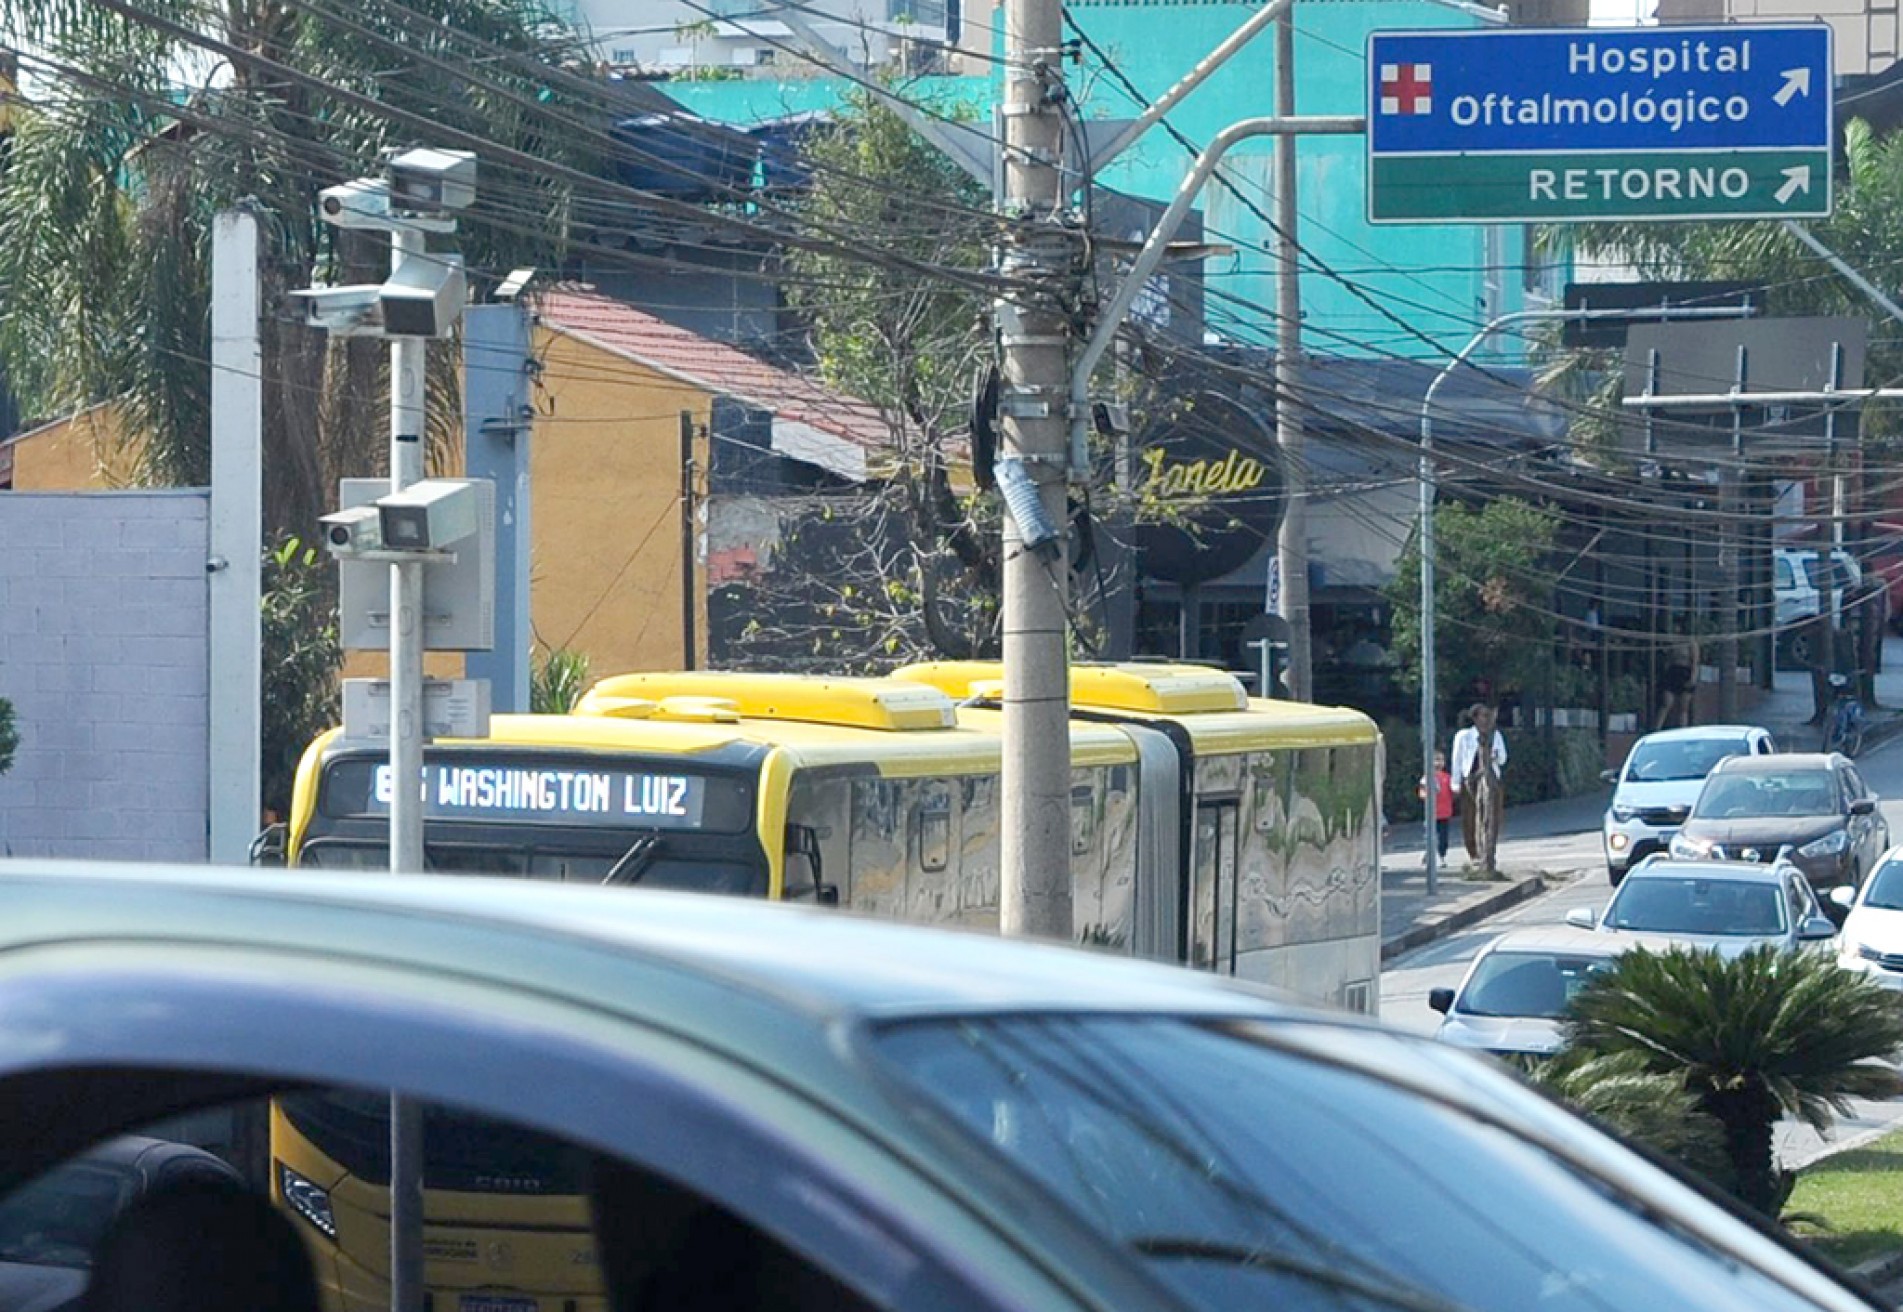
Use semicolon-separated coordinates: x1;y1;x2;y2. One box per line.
322;759;751;831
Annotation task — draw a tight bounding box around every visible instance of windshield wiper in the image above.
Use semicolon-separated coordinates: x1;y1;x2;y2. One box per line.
1130;1236;1475;1312
602;832;661;886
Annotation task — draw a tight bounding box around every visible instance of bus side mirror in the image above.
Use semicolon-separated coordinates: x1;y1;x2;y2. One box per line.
249;823;287;867
817;884;840;907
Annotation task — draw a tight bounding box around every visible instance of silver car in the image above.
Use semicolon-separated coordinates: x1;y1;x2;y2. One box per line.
1602;725;1777;884
1430;926;1627;1057
1568;856;1839;956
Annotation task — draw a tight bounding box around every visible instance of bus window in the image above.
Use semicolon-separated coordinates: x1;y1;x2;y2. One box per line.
1190;801;1239;974
782;825;839;905
915;785;952;874
297;840;764;894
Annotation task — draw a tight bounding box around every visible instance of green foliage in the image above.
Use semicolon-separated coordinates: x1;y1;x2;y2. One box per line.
1526;1048;1732;1189
0;696;17;777
260;537;341;821
0;0;598;535
1499;728;1602;806
1379;717;1424;823
1386;498;1560;714
729;89;1002;665
1563;946;1903;1214
531;647;591;715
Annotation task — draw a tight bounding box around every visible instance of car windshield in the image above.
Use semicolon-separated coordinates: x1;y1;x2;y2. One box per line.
1606;876;1787;936
1862;862;1903;912
1624;739;1747;783
1457;952;1617;1019
871;1017;1829;1311
1696;772;1838;819
0;1160;132;1268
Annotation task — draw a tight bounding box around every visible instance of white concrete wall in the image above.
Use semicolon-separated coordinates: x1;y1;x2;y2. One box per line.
0;492;210;859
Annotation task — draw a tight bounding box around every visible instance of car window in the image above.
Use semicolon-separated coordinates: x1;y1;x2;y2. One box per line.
1864;861;1903;910
1458;952;1615;1019
872;1016;1830;1312
1843;766;1870;802
1785;878;1811;928
1606;876;1787;936
1624;738;1748;783
0;1091;882;1312
1698;772;1839;819
1776;556;1796;590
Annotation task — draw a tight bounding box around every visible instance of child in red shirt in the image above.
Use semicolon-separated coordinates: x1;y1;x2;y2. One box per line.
1417;751;1454;861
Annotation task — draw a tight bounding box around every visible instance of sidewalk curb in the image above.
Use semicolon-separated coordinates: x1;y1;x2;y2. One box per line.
1381;874;1546;961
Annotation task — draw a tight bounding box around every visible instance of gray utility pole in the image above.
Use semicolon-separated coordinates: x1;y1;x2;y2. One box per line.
998;0;1074;940
1272;11;1311;702
207;209;261;864
463;299;534;713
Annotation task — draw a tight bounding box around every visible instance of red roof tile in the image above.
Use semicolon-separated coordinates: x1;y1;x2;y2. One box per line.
535;287;891;452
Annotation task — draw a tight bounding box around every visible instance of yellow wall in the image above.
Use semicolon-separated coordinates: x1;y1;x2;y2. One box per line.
3;406;138;490
528;328;710;680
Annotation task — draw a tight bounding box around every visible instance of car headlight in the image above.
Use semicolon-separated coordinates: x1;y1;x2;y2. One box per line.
1609;805;1636;823
1669;834;1711;858
277;1163;337;1240
1799;830;1850;857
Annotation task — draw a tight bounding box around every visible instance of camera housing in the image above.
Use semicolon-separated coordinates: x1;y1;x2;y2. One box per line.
377;479;481;551
379;254;465;339
387;148;477;214
317;178;394;230
291;284;384;334
319;504;384;555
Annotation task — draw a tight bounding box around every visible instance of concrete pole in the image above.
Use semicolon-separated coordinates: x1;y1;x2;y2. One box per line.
207;209;261;862
1272;10;1311;702
387;227;427;1312
998;0;1074;940
462;302;533;712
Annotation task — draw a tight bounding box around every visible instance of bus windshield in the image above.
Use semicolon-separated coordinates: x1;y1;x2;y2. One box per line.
297;839;761;893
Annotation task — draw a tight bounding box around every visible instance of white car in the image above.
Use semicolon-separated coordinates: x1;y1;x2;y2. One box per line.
1429;926;1627;1058
1567;857;1839;958
1831;847;1903;988
1602;726;1777;884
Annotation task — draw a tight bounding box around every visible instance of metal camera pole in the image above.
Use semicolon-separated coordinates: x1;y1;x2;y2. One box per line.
387;223;427;1312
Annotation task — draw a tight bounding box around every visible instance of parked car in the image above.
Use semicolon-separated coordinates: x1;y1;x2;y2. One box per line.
1429;926;1627;1057
0;864;1880;1312
1831;846;1903;989
1777;548;1865;668
1566;856;1839;956
0;1136;241;1312
1602;725;1777;884
1667;753;1888;892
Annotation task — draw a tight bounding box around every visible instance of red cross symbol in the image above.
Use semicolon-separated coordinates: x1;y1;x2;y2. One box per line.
1380;63;1432;116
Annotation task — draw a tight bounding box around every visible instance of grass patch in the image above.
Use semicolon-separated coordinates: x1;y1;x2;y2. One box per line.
1787;1127;1903;1269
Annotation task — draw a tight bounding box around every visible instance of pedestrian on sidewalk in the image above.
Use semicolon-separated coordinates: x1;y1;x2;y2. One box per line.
1417;751;1453;862
1657;630;1698;730
1451;704;1507;874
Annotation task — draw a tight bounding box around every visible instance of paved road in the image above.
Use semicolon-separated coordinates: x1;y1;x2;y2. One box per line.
1382;729;1903;1169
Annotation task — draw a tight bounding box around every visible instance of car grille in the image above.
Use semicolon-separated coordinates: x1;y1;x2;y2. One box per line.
1711;845;1782;864
1877;953;1903;973
1634;806;1690;825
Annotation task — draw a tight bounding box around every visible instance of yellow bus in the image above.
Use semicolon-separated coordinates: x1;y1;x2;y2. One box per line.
288;662;1382;1006
278;663;1380;1312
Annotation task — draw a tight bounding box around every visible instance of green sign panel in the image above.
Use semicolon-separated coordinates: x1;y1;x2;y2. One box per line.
1370;148;1830;222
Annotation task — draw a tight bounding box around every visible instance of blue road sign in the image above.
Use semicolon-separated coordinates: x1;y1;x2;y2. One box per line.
1367;24;1833;223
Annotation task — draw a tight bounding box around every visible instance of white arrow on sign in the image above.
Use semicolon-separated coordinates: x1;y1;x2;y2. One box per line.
1775;165;1812;205
1774;67;1812;107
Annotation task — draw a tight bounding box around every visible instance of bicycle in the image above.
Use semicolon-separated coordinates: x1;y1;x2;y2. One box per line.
1822;671;1867;758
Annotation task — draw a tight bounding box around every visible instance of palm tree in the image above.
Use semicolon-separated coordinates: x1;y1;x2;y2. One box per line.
0;0;599;536
1526;1047;1734;1192
1565;945;1903;1215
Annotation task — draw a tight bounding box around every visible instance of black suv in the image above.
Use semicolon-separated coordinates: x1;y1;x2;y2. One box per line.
1668;752;1888;892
